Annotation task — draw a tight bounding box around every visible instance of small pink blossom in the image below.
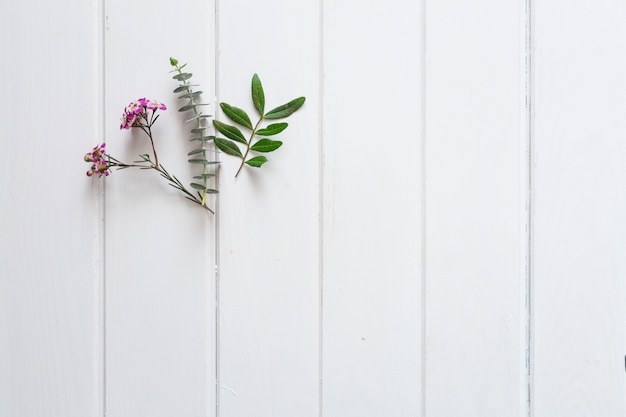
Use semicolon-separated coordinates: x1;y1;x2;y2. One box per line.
120;98;167;130
147;100;166;111
84;143;110;177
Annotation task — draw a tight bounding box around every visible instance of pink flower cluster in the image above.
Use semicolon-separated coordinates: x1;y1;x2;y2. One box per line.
120;98;167;130
84;143;110;177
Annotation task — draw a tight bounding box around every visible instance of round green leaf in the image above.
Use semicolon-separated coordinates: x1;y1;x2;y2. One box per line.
190;183;208;190
173;73;193;81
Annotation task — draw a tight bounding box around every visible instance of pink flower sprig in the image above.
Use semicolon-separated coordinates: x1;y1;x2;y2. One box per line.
120;98;167;130
120;98;167;167
84;98;214;213
84;143;111;177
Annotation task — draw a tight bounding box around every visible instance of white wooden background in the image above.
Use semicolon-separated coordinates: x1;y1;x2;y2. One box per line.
1;0;625;416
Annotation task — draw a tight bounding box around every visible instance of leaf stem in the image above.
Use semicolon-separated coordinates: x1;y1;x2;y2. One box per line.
236;116;264;178
114;123;214;213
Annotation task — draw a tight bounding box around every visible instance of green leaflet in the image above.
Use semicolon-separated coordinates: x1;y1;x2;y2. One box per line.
256;123;288;136
251;139;283;153
264;97;306;119
187;148;206;156
215;138;243;157
178;91;203;99
190;182;208;190
173;72;193;81
220;103;253;130
245;156;268;168
179;104;196;112
251;74;265;115
189;135;215;142
185;114;212;123
213;120;247;144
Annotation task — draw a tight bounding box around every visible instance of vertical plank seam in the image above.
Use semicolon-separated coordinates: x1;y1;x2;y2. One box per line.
420;0;427;416
317;0;325;416
524;0;534;415
213;0;221;415
94;0;107;414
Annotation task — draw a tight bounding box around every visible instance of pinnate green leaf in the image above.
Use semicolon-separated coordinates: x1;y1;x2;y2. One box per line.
213;120;247;144
251;74;265;115
215;138;243;157
264;97;305;119
256;123;288;136
220;103;253;130
245;156;268;168
250;139;283;153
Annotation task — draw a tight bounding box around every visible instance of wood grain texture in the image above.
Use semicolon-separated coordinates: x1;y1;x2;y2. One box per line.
0;1;103;416
424;0;528;415
532;1;626;415
103;0;216;416
215;0;321;416
321;1;423;416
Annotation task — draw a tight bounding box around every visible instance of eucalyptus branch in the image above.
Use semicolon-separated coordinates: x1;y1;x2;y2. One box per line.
169;57;217;206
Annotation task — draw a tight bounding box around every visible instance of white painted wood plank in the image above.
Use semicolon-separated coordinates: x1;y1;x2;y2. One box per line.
0;1;103;416
532;2;626;416
321;1;423;416
103;1;216;416
424;0;528;415
215;1;320;416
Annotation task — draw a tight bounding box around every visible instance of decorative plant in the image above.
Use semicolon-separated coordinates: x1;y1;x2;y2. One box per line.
84;58;305;210
213;74;305;177
169;57;217;206
84;97;216;213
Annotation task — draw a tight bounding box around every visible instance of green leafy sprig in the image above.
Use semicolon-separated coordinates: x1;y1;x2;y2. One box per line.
169;57;218;206
213;74;305;177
